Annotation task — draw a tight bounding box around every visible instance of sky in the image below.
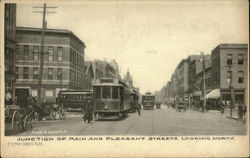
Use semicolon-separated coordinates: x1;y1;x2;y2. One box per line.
16;0;249;94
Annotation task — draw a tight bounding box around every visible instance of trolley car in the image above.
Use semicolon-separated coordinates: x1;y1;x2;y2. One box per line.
142;92;155;110
93;78;131;119
130;89;139;112
57;90;93;113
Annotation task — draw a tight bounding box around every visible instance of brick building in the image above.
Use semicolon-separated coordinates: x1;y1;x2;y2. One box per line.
15;27;86;102
211;43;248;108
4;4;16;100
188;54;211;103
175;59;189;101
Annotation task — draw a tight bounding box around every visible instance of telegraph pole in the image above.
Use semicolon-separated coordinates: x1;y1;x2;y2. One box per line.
33;4;57;104
37;4;46;104
228;64;233;119
201;52;206;112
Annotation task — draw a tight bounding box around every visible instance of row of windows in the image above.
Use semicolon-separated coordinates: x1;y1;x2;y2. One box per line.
94;87;119;99
70;69;84;85
227;71;244;83
5;48;15;73
16;67;63;80
17;45;63;62
226;54;244;65
70;48;83;67
5;4;15;41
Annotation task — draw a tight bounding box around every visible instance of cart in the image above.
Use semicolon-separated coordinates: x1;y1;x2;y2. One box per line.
5;104;32;134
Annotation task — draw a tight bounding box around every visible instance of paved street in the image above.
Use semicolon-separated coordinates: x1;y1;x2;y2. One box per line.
17;105;246;136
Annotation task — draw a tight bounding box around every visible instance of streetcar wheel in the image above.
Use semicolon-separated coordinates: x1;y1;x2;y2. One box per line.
24;115;32;130
59;107;66;120
11;111;21;134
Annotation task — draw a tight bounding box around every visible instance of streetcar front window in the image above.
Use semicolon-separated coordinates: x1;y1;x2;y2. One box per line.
112;87;118;99
102;86;111;99
95;87;101;99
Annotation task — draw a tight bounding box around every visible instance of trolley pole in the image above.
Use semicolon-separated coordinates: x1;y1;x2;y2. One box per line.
33;4;57;105
201;52;206;112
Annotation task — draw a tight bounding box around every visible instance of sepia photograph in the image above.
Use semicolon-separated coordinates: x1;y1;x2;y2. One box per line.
1;0;249;157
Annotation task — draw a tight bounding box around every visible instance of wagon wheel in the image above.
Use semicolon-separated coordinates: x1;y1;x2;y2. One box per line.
11;111;22;134
59;107;66;120
50;109;57;120
24;115;32;130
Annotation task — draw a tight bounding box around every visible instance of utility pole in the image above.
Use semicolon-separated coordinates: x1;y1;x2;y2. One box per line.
201;52;206;112
173;75;176;103
228;64;234;119
33;4;57;105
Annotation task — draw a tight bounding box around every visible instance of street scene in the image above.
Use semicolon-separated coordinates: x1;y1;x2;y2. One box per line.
17;105;245;136
3;2;248;136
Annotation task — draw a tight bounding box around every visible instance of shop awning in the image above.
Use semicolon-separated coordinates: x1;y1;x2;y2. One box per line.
205;88;220;99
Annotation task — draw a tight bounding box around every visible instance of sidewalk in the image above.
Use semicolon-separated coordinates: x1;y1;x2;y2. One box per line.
223;109;247;122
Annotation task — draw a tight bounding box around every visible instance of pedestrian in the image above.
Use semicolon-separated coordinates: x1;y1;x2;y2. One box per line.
241;102;246;117
82;112;88;123
220;104;224;115
86;100;93;123
136;103;141;116
238;103;243;120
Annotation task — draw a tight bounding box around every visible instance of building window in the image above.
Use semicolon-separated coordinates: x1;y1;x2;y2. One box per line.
57;47;63;61
70;49;73;63
5;48;9;72
73;51;76;65
33;67;39;80
227;71;232;84
57;68;62;80
33;46;39;61
16;67;19;79
48;46;53;61
23;67;29;79
45;90;53;97
15;47;19;60
48;68;53;80
31;89;37;97
238;54;244;65
226;54;232;65
24;45;29;60
238;71;244;83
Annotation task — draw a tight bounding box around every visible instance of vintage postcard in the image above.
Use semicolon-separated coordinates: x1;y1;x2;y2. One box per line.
1;0;249;157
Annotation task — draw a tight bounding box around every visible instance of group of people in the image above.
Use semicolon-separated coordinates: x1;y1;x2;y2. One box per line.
238;102;247;120
220;101;246;120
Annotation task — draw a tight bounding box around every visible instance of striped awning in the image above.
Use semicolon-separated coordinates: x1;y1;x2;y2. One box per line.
205;89;220;99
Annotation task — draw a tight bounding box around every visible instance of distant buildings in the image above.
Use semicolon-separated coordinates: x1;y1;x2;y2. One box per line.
163;43;248;110
15;27;86;102
4;4;16;100
92;59;118;81
83;61;94;89
123;70;133;88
